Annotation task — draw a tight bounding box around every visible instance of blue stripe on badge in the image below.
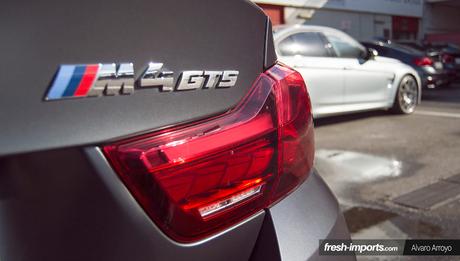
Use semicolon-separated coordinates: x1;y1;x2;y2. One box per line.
62;65;86;97
46;65;76;100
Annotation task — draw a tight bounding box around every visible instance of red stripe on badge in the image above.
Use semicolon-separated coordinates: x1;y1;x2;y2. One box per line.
74;64;99;97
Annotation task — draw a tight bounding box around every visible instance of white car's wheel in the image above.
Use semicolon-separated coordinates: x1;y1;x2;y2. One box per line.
392;75;418;114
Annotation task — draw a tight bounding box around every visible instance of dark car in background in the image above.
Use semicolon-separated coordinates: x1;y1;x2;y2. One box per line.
398;41;460;82
0;1;352;260
362;40;452;89
422;43;460;81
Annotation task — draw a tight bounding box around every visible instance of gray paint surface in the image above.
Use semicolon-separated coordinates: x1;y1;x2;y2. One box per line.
269;171;354;261
0;147;265;261
0;146;351;261
0;0;268;156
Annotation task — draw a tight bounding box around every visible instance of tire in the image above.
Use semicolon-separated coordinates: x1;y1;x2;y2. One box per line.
391;75;418;114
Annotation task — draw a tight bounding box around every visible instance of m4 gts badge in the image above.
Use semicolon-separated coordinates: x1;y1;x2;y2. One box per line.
45;62;239;100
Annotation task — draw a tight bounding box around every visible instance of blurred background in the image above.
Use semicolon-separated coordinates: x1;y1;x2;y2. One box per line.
253;0;458;44
254;0;460;259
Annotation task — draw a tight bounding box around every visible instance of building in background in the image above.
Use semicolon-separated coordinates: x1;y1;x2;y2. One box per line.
423;0;460;45
253;0;424;41
257;3;286;25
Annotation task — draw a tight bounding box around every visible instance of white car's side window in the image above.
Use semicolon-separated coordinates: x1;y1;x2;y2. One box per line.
324;31;366;59
278;32;329;57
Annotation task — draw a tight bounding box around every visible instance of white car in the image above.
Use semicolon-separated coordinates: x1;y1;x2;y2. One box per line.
274;25;421;118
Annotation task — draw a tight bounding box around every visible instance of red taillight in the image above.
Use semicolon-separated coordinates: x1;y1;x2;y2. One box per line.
442;54;454;64
267;64;314;201
414;57;434;66
103;63;314;242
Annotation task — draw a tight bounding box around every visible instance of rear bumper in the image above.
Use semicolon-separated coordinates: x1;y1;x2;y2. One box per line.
88;148;352;261
251;169;354;261
419;71;450;88
0;147;351;261
88;148;353;261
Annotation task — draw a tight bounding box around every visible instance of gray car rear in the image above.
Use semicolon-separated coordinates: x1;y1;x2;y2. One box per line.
0;0;350;260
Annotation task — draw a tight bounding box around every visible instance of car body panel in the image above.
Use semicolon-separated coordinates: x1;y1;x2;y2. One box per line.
268;170;354;261
280;56;346;108
342;58;393;104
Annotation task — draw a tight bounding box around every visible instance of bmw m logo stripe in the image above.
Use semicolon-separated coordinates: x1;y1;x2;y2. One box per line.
45;62;239;101
46;64;99;100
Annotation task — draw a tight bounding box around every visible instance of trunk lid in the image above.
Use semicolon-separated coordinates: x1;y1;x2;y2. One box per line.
0;0;269;156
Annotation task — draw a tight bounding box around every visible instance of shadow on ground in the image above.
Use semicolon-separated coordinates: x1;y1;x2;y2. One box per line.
314;110;393;127
422;83;460;104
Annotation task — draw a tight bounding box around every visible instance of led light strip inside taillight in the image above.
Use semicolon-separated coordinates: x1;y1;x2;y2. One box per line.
198;183;264;219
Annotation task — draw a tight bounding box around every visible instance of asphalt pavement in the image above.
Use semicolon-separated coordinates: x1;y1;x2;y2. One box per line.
314;83;460;260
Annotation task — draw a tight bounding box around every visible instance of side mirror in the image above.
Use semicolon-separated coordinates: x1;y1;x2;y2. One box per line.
365;48;379;60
